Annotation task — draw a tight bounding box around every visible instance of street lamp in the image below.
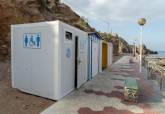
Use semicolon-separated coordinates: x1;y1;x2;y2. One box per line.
134;38;137;59
138;18;146;73
133;42;135;57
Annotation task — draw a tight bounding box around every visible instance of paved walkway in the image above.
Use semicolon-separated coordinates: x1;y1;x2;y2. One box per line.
41;56;165;114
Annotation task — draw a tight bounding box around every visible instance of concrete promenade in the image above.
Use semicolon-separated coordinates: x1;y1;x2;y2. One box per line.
41;56;165;114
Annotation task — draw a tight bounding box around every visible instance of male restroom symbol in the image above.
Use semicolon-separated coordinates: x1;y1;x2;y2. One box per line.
24;35;28;47
36;35;40;48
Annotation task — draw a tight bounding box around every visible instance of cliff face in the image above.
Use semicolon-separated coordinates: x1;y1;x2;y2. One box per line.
0;0;95;60
136;45;158;55
100;32;158;55
100;33;132;55
0;0;156;60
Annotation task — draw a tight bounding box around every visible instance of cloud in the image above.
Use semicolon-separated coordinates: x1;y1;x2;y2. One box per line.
61;0;165;22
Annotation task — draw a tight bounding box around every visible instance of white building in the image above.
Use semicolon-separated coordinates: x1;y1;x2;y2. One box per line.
101;40;114;70
11;20;88;100
88;33;113;80
88;33;102;80
108;42;113;66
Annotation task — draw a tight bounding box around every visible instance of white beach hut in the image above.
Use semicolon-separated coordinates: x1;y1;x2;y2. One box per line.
101;41;113;70
88;32;102;80
108;42;113;66
11;20;88;100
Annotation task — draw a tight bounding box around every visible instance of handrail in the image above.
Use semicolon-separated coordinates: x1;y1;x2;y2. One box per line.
144;57;165;89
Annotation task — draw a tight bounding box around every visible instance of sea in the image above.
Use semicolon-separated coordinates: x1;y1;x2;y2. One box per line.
157;51;165;57
149;51;165;58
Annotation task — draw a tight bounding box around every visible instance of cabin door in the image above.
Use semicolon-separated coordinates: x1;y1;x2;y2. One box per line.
75;36;87;88
102;42;108;70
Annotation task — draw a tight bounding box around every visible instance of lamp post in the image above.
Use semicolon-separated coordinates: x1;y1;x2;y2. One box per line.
133;42;135;57
134;39;137;59
138;18;146;73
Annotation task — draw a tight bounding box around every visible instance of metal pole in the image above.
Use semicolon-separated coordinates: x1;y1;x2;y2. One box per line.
138;18;146;73
135;40;136;58
139;26;143;73
133;42;135;57
134;39;137;60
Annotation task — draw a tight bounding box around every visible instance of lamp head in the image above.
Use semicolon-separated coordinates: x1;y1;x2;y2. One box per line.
138;18;146;26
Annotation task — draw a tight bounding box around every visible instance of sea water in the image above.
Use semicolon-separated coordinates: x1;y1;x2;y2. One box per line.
157;51;165;57
148;51;165;58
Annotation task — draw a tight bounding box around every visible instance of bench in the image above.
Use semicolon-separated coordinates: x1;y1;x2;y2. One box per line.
124;77;139;102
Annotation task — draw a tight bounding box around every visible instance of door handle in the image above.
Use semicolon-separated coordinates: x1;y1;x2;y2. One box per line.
77;58;81;64
78;60;81;64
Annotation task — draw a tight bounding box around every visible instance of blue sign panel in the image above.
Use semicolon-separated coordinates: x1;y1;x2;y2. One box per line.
66;48;71;58
23;33;41;49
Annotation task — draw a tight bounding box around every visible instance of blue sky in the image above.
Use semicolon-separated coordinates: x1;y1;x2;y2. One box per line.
61;0;165;51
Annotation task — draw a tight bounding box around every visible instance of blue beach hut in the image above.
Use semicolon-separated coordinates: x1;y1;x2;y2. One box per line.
88;32;102;80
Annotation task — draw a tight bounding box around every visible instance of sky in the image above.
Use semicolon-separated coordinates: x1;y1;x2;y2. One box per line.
61;0;165;51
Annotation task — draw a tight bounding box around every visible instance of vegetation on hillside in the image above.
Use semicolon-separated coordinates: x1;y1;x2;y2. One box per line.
99;32;132;55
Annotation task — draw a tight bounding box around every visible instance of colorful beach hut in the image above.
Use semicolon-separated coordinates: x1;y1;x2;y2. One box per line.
88;32;102;80
108;42;113;66
102;41;108;70
102;41;113;70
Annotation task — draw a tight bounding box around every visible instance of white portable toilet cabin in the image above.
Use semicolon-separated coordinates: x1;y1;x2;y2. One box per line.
101;40;113;70
11;20;88;100
108;42;113;66
88;32;102;80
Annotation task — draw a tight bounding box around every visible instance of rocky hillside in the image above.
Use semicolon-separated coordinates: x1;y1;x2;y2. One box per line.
0;0;95;60
138;45;158;55
100;32;158;55
0;0;156;60
99;32;132;55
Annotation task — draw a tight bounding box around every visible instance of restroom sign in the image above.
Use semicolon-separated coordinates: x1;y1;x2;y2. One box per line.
23;33;41;49
66;48;71;58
